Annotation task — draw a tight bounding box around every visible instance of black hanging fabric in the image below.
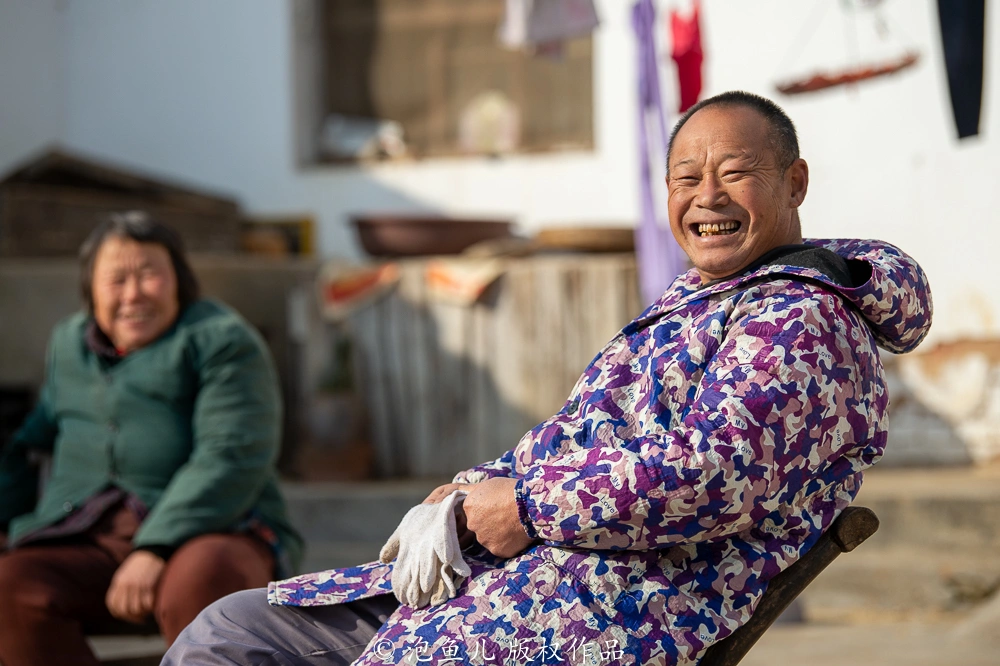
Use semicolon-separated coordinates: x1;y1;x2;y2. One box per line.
937;0;986;139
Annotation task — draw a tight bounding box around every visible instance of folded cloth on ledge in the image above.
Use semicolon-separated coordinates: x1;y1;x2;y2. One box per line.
425;258;505;306
317;261;399;321
378;490;471;608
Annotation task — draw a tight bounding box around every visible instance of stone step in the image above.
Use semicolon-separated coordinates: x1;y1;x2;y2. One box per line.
801;543;1000;622
297;541;384;574
853;464;1000;549
282;477;445;546
88;635;165;665
800;464;1000;621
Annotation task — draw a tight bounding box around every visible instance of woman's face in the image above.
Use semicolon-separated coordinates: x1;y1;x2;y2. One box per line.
91;236;180;353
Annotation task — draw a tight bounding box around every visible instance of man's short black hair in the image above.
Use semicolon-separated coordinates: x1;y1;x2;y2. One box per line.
79;210;201;314
666;90;800;174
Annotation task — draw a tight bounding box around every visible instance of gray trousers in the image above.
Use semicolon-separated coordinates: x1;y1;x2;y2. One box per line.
161;588;399;665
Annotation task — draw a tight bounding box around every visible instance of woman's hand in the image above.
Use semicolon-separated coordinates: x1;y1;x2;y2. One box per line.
105;550;166;623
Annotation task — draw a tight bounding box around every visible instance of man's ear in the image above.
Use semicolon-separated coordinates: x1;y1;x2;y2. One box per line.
787;158;809;208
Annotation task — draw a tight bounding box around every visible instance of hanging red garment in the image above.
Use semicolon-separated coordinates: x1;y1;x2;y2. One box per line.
670;0;704;113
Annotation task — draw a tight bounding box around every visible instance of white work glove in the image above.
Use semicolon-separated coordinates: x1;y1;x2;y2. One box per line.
379;490;472;608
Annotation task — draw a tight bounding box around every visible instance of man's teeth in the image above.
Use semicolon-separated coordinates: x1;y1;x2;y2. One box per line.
697;221;740;237
120;313;153;322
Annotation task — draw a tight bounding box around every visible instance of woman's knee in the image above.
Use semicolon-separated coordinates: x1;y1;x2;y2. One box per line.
160;534;272;591
0;551;57;615
154;534;273;638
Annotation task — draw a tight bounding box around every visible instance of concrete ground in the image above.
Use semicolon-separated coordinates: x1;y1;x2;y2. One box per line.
742;619;999;666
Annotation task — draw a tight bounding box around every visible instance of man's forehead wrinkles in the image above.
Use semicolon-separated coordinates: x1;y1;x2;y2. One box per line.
673;148;760;169
717;148;753;159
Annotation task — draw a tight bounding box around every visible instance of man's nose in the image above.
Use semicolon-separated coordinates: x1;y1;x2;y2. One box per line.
695;173;729;208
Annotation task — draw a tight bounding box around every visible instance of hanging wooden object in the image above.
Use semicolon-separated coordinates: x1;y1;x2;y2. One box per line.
773;0;919;97
777;51;919;95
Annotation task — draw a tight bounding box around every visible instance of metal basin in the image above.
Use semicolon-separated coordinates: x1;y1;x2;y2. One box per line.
352;215;513;257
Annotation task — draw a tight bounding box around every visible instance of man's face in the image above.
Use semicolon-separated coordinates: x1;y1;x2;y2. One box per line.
667;105;808;282
92;236;180;353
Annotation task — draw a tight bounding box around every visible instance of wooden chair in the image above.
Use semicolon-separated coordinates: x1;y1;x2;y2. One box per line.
699;506;880;666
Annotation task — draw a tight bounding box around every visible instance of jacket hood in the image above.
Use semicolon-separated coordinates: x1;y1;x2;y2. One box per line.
646;238;933;354
802;238;932;353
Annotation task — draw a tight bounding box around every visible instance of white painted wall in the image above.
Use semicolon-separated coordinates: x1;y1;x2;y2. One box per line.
58;0;642;260
702;0;1000;346
0;0;996;344
0;0;66;174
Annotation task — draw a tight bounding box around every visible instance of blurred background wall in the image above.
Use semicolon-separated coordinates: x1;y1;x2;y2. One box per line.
0;0;65;173
2;0;999;472
2;0;994;345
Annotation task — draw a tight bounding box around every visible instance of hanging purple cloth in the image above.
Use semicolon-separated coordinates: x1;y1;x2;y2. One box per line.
632;0;686;305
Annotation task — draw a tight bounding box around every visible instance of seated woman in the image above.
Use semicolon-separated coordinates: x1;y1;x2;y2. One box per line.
0;211;303;666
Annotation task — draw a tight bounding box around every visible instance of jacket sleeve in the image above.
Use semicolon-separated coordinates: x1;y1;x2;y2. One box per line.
133;320;282;550
0;341;59;531
514;288;876;550
452;449;516;484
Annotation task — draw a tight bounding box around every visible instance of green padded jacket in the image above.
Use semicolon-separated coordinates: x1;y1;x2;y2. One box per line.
0;300;303;575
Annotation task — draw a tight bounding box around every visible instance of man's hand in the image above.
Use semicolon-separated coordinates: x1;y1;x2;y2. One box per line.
422;483;476;549
422;483;466;505
105;550;166;623
462;478;535;559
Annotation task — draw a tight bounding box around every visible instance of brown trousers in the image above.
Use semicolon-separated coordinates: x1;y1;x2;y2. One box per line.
0;504;274;666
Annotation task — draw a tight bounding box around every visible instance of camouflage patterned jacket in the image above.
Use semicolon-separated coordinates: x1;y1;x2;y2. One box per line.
269;238;932;665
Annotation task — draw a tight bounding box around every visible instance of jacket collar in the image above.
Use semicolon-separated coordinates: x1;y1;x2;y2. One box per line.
626;238;933;354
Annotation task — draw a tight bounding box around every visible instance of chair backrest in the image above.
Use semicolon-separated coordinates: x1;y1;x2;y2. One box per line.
698;506;880;666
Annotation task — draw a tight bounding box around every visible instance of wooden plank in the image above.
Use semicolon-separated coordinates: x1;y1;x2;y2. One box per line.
397;262;435;476
467;295;497;467
348;300;397;476
560;262;586;396
623;258;643;321
347;254;641;477
489;265;536;457
533;257;571;418
424;297;472;475
579;257;607;372
592;257;627;348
